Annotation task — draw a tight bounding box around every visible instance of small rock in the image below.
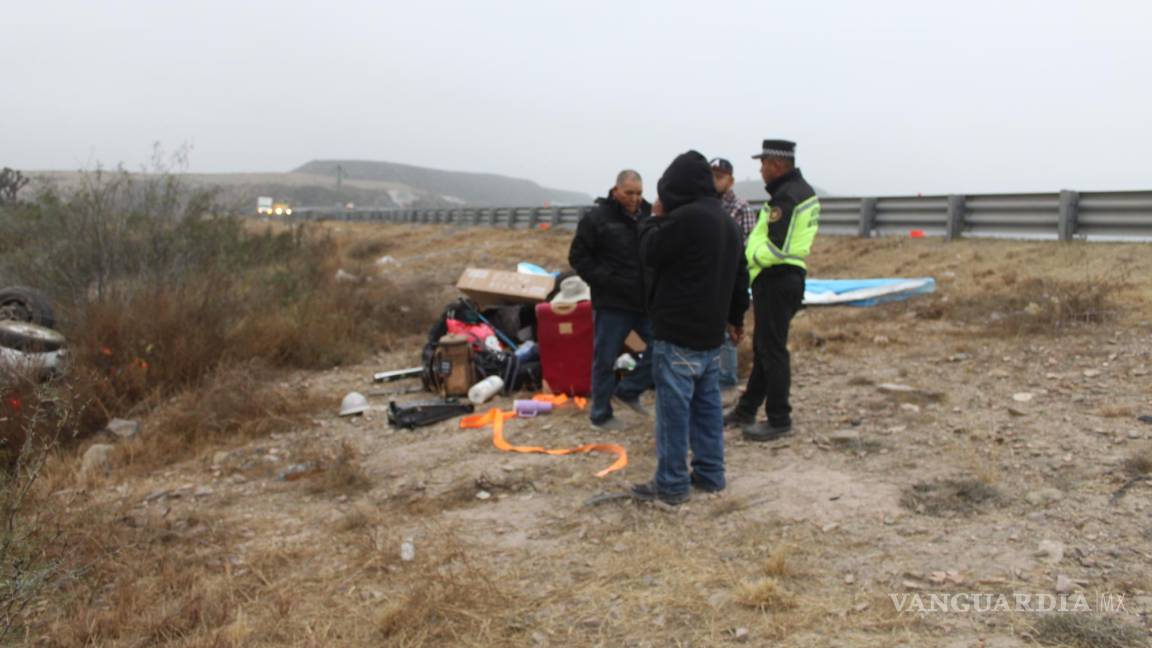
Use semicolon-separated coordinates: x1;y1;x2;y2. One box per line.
844;574;855;584
335;268;358;283
900;403;922;414
989;369;1010;379
105;418;140;440
853;602;870;613
883;515;897;526
1055;574;1075;593
733;627;750;643
821;522;839;533
193;486;214;498
1012;393;1034;403
531;631;548;646
81;444;115;475
400;538;415;562
476;490;492;500
1083;369;1101;378
1037;540;1065;564
1025;488;1064;506
212;451;231;467
1129;430;1143;440
829;429;861;444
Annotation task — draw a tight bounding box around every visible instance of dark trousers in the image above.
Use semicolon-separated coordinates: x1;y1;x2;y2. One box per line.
589;308;654;424
735;270;805;426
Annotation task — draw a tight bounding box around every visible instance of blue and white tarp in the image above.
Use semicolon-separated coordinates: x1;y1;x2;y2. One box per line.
803;278;936;307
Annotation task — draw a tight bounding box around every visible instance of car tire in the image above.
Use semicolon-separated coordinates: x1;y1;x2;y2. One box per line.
0;286;56;329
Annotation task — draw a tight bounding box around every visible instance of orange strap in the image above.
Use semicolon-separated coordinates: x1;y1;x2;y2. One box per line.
531;393;587;410
459;407;627;478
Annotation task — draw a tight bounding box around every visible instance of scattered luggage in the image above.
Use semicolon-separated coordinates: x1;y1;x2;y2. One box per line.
388;399;475;429
429;334;474;397
535;301;594;396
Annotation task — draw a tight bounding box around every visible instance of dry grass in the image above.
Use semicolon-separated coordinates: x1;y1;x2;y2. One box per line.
301;441;373;496
934;273;1130;336
1122;447;1152;478
102;363;323;476
901;478;1001;517
1030;613;1147;648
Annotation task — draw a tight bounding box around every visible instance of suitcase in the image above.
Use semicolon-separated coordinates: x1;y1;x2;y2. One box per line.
434;334;474;397
535;301;594;396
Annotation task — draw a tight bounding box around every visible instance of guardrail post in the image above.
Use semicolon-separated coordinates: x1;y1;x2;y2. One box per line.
528;208;540;229
946;194;966;240
1058;190;1079;241
551;207;562;227
859;198;877;237
507;209;517;229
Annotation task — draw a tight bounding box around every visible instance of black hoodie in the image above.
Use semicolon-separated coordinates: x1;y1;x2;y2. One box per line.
640;151;750;350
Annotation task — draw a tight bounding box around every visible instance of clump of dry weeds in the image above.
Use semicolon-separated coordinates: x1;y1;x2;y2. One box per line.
1030;613;1147;648
934;273;1130;336
902;478;1001;517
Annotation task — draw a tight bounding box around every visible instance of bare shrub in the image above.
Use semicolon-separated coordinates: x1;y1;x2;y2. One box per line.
935;272;1130;336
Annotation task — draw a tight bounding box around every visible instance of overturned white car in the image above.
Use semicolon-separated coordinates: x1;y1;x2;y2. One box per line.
0;286;65;379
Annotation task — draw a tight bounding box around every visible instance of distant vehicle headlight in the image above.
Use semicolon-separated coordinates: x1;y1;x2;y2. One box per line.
274;208;283;215
285;208;293;216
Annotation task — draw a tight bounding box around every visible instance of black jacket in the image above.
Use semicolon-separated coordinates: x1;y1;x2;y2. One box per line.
760;168;816;280
640;151;751;350
568;190;651;313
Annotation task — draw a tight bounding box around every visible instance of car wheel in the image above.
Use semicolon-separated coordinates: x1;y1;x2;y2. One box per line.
0;286;56;329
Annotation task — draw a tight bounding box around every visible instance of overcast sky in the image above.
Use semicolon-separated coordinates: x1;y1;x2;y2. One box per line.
3;0;1149;197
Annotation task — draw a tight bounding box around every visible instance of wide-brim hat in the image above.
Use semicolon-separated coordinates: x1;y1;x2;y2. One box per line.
551;276;592;305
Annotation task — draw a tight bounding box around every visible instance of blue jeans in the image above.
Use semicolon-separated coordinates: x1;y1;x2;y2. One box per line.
651;340;725;495
589;308;654;424
718;336;739;388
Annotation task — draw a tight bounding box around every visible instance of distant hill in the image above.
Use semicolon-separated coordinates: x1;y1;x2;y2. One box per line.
294;160;591;207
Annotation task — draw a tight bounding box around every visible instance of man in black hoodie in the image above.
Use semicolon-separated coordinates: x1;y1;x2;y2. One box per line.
568;170;654;431
633;151;750;505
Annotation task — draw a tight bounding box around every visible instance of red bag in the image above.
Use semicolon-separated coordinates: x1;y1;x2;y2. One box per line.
445;319;497;351
535;301;593;396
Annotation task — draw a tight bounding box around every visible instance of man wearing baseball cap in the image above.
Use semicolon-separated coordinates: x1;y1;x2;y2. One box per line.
710;157;756;392
724;140;820;442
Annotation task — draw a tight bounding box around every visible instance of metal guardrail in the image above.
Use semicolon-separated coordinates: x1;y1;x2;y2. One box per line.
293;190;1152;241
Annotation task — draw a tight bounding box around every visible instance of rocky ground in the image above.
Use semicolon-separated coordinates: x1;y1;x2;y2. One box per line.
27;224;1152;647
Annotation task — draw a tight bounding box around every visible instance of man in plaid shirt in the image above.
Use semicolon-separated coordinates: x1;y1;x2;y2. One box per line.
710;157;755;391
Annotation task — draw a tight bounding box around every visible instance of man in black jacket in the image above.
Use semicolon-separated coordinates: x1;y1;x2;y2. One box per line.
568;170;654;431
633;151;750;505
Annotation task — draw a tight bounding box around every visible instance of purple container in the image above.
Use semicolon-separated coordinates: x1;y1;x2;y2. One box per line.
514;400;553;418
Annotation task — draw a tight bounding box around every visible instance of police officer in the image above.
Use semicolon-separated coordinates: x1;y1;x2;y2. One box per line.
724;139;820;441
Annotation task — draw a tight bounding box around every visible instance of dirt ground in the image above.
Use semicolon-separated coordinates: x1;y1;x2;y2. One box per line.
29;224;1152;647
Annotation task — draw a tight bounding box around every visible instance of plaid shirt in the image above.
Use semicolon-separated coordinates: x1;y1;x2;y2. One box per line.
721;189;757;243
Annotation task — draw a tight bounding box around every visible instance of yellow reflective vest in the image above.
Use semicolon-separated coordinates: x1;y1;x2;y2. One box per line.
745;195;820;283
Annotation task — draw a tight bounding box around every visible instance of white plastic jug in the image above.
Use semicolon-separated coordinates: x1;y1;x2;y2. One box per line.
468;376;504;404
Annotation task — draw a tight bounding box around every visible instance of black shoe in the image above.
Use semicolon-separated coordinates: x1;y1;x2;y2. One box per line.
631;481;690;505
690;473;725;494
723;409;756;428
742;421;793;442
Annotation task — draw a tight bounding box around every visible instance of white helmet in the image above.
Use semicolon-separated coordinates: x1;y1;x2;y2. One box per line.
339;391;369;417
